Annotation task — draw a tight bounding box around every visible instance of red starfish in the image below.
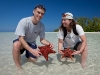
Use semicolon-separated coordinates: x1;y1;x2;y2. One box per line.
60;47;75;60
38;44;56;61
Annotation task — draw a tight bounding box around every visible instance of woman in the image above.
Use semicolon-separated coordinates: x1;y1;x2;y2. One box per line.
57;12;88;68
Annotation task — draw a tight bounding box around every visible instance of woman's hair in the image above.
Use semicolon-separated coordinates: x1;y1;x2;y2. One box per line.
59;19;76;39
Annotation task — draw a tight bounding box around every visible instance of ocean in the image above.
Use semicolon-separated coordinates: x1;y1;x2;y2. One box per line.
0;32;100;75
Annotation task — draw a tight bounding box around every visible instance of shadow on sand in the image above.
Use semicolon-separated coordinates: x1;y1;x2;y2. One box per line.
21;53;81;68
21;54;56;68
56;54;81;65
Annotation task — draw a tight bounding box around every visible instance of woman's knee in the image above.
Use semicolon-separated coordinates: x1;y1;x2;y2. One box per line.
81;46;88;54
84;46;88;52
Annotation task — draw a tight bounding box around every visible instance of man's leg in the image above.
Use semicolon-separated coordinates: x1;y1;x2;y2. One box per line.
26;43;37;62
28;57;37;62
12;40;23;70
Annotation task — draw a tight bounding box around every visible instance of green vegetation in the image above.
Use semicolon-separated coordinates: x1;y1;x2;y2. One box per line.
54;17;100;32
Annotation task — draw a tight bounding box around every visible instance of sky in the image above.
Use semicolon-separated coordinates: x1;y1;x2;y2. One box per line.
0;0;100;32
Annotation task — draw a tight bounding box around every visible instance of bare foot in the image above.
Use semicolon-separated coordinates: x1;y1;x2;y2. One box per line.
60;57;66;61
81;63;87;68
28;57;37;62
16;67;25;74
66;57;76;62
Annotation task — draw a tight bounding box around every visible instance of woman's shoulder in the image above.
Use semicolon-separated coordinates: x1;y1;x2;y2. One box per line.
76;24;83;29
76;24;81;27
75;24;85;36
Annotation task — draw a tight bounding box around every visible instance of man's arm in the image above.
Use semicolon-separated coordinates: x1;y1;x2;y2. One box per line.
40;38;54;48
40;38;50;45
19;36;41;57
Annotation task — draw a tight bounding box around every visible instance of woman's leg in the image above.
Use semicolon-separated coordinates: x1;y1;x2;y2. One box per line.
77;44;88;68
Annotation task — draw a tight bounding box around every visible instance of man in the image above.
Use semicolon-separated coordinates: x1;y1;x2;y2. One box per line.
12;4;54;70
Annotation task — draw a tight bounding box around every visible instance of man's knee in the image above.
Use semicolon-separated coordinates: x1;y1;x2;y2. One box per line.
13;41;22;51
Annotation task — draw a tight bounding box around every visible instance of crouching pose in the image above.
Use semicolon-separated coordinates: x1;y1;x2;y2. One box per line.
12;4;54;70
57;12;88;68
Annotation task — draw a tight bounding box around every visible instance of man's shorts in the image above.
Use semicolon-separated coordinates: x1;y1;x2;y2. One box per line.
13;38;37;58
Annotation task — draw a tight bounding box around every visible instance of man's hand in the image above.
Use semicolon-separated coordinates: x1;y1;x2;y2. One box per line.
31;49;42;57
49;43;54;49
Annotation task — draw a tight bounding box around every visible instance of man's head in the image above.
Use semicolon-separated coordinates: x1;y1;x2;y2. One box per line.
33;4;46;22
34;4;46;12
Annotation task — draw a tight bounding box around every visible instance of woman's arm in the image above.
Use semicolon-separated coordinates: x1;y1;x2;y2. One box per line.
58;39;64;54
72;34;87;55
79;34;87;53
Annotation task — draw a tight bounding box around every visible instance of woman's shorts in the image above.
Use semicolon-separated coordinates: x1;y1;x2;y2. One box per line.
73;41;82;50
64;41;82;57
64;41;82;50
13;38;37;58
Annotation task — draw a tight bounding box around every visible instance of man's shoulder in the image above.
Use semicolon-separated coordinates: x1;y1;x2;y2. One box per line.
19;16;31;22
38;21;44;27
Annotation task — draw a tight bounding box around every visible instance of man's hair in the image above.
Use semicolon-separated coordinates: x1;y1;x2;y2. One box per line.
34;4;46;12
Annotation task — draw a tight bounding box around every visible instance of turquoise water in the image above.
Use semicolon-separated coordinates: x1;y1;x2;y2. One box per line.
0;32;100;58
0;32;100;61
0;32;100;53
0;32;100;75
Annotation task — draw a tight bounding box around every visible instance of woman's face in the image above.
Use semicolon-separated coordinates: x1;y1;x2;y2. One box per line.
62;17;72;28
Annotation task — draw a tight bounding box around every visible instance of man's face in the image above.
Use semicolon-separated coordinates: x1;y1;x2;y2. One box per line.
33;8;45;21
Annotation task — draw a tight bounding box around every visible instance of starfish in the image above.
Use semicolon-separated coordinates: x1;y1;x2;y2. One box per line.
38;44;56;61
60;47;75;60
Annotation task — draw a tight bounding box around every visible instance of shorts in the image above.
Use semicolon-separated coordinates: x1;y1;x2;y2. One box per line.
13;38;37;58
64;41;82;50
73;41;82;50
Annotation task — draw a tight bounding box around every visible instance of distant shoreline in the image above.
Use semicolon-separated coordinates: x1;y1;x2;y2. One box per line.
0;32;100;33
45;32;100;33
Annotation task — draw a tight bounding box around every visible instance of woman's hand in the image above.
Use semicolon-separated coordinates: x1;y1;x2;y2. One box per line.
58;50;64;54
72;51;81;55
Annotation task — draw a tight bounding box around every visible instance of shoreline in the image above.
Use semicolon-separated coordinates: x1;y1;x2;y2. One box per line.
0;31;100;33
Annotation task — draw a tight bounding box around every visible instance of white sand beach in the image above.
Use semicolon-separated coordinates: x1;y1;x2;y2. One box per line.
0;32;100;75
